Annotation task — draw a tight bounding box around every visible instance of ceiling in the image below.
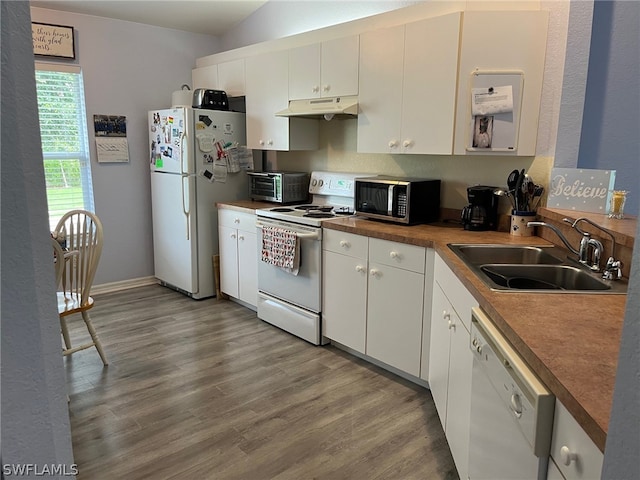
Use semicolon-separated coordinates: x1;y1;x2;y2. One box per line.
30;0;268;36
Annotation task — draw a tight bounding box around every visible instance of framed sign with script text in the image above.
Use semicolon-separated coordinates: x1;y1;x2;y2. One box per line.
32;23;75;59
548;168;616;214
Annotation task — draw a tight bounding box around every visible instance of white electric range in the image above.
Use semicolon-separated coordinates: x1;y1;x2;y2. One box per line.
255;171;369;344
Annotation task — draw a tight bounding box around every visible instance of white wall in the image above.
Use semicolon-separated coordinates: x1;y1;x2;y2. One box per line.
1;2;75;473
30;7;218;287
220;0;425;51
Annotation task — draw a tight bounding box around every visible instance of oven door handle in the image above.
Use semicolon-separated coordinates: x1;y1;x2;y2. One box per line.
256;223;320;240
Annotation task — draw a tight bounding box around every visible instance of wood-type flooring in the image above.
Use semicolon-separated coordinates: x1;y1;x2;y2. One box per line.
65;285;458;479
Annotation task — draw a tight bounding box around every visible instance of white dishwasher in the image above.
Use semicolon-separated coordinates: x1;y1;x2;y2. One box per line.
468;307;555;480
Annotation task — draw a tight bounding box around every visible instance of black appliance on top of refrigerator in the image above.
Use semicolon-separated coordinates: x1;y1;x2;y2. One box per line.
461;185;499;231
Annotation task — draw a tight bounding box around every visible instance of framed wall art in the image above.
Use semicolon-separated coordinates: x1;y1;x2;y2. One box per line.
32;22;75;59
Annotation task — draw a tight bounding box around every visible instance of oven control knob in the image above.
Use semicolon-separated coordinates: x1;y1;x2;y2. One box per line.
319;180;324;187
311;179;318;186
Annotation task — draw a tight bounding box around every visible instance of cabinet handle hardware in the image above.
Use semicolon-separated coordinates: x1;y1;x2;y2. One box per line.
370;268;380;277
239;235;244;241
560;446;578;466
403;139;413;148
231;233;236;239
339;240;350;248
259;140;265;146
355;265;365;273
389;251;399;259
388;140;398;148
323;84;330;92
313;86;320;93
234;218;240;223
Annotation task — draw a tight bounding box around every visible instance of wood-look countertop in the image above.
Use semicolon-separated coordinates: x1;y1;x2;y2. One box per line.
218;201;631;452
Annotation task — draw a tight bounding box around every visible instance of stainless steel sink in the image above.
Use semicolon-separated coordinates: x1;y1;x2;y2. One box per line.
451;245;564;265
448;244;628;294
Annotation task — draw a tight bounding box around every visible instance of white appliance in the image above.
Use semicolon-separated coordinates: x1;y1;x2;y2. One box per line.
149;107;248;299
255;171;366;344
468;306;555;480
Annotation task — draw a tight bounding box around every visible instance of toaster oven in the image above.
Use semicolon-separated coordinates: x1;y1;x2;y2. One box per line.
248;172;310;204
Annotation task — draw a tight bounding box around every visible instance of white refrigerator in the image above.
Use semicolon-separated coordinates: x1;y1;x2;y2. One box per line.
149;107;248;299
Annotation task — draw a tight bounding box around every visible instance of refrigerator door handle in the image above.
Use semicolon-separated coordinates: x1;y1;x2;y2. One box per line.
182;174;191;240
180;130;188;175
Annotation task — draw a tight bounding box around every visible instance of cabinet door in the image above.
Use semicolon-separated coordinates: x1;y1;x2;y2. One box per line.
429;282;452;431
237;230;257;307
322;251;368;353
366;261;424;376
446;319;473;480
245;50;290;150
453;11;549;155
218;225;239;298
320;35;359;97
289;43;321;100
218;59;245;96
357;25;404;153
401;13;461;154
192;64;218;89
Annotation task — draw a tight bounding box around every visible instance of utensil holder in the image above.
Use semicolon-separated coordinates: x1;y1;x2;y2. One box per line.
510;211;536;237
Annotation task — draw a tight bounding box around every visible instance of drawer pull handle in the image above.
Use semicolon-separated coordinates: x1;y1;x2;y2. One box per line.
355;265;365;273
389;251;399;259
339;240;350;248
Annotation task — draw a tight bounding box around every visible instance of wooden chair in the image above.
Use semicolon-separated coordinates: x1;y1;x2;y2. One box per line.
54;210;108;365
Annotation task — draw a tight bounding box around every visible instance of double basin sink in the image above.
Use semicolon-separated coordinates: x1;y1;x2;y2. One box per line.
449;244;627;294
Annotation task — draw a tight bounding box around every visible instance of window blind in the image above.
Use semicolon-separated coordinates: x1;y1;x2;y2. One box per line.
35;63;94;231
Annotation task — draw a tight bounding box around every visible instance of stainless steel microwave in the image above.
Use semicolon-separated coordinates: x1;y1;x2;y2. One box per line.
354;176;441;225
247;171;310;204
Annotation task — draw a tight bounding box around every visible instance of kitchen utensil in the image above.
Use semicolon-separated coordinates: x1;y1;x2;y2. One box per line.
494;188;516;210
514;169;525;211
531;185;544;211
507;169;520;192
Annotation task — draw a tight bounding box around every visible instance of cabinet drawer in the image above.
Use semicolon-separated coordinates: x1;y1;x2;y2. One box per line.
369;238;425;274
434;252;476;330
323;229;368;258
550;400;603;480
219;208;256;232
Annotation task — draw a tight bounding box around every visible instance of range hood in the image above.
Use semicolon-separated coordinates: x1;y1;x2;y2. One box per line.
275;96;358;120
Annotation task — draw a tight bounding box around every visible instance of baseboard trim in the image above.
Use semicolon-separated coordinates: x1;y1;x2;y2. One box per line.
92;276;158;295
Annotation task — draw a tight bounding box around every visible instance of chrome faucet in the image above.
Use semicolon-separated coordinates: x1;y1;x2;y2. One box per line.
527;218;622;279
567;217;622;280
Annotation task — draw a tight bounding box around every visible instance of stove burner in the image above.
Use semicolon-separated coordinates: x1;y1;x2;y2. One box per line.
270;207;295;212
295;204;334;213
304;212;336;219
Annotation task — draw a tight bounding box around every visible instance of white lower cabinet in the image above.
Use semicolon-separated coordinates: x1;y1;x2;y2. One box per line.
322;230;428;377
322;231;368;353
548;399;604;480
218;209;257;308
429;252;476;480
366;238;425;377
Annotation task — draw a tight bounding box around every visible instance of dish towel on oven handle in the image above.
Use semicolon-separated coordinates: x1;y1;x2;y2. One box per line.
261;225;300;275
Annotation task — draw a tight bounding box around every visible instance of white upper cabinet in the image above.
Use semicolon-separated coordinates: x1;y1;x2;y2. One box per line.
191;59;245;96
289;35;359;100
358;13;461;154
217;59;245;96
245;50;318;151
192;64;218;90
453;10;549;156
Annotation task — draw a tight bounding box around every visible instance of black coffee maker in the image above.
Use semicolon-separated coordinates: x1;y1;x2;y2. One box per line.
461;185;499;231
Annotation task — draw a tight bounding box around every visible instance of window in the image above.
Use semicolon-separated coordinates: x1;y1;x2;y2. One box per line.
35;63;94;231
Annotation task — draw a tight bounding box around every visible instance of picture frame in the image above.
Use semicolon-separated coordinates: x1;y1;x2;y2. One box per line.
32;22;75;59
